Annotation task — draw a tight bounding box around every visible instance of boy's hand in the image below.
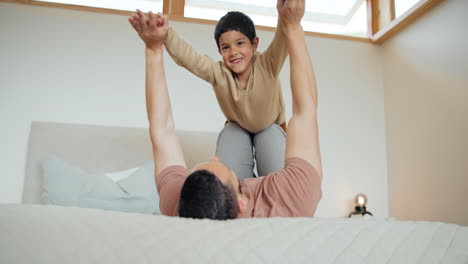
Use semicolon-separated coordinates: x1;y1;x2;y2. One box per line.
277;0;305;32
128;10;169;51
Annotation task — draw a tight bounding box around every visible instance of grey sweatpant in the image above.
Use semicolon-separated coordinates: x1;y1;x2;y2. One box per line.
215;122;286;180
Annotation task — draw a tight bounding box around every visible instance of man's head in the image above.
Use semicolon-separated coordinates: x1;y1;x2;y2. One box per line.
178;157;247;220
214;12;259;78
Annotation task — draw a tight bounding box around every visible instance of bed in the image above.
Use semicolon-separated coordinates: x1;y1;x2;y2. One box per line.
1;121;467;264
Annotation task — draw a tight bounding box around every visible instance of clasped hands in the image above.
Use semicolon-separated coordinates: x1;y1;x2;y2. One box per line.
128;9;169;51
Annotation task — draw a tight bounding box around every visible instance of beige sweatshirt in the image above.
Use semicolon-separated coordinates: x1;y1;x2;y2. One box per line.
164;23;288;133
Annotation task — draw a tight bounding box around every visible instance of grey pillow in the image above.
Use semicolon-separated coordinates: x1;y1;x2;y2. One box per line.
41;154;160;214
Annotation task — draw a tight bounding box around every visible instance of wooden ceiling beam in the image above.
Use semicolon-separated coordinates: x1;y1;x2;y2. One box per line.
163;0;185;16
369;0;395;35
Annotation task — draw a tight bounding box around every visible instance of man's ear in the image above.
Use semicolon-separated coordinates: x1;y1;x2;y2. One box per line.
252;37;259;52
237;196;248;215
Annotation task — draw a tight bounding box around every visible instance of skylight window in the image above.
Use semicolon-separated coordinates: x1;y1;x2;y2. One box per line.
394;0;421;17
33;0;366;37
184;0;368;37
29;0;439;42
33;0;163;13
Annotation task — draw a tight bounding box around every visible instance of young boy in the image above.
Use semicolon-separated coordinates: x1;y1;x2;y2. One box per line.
129;8;288;180
128;0;322;219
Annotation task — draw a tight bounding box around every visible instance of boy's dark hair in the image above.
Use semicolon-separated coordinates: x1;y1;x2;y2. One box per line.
178;169;238;220
214;11;257;50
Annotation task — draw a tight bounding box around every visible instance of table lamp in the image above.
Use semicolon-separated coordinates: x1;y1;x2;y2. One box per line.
349;193;373;218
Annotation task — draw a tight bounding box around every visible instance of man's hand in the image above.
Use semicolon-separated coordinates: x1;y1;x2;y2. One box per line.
277;0;305;32
128;10;169;51
280;0;322;177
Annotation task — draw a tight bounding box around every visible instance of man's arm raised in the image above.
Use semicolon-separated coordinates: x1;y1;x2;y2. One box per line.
278;0;322;178
129;11;186;177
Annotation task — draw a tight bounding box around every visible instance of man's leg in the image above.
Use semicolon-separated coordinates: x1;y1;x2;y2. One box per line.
253;123;286;176
216;122;255;180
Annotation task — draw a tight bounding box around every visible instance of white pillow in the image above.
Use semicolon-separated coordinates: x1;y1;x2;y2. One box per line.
105;167;139;182
41;154;160;214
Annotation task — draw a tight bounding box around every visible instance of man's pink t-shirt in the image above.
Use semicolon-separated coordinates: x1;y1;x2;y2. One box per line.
156;157;322;217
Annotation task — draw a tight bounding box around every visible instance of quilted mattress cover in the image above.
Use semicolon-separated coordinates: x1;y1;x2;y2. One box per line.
1;204;467;264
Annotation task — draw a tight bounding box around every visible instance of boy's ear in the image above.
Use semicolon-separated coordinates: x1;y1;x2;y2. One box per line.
252;37;259;52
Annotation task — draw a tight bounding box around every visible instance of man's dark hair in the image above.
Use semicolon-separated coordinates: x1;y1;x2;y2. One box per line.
214;11;257;50
178;170;238;220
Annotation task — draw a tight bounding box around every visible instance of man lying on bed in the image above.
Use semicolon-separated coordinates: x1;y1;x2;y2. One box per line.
129;0;322;219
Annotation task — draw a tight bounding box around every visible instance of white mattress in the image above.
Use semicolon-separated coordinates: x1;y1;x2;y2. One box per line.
1;204;467;264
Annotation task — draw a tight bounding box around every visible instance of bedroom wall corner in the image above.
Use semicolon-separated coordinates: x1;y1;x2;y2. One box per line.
382;0;468;226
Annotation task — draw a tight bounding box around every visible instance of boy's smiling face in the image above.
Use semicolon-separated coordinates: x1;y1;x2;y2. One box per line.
219;30;259;81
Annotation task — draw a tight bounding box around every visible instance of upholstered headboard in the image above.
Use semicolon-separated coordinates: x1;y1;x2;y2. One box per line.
23;122;218;204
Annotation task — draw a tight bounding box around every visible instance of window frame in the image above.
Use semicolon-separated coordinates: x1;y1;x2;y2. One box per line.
369;0;445;44
0;0;445;44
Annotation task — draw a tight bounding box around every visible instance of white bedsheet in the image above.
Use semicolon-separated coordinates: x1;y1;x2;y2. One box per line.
1;204;467;264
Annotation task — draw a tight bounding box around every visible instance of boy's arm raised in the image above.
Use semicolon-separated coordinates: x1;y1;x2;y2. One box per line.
258;18;289;77
164;19;221;85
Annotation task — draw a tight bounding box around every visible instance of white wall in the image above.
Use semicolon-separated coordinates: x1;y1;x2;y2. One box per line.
0;2;388;218
382;0;468;225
